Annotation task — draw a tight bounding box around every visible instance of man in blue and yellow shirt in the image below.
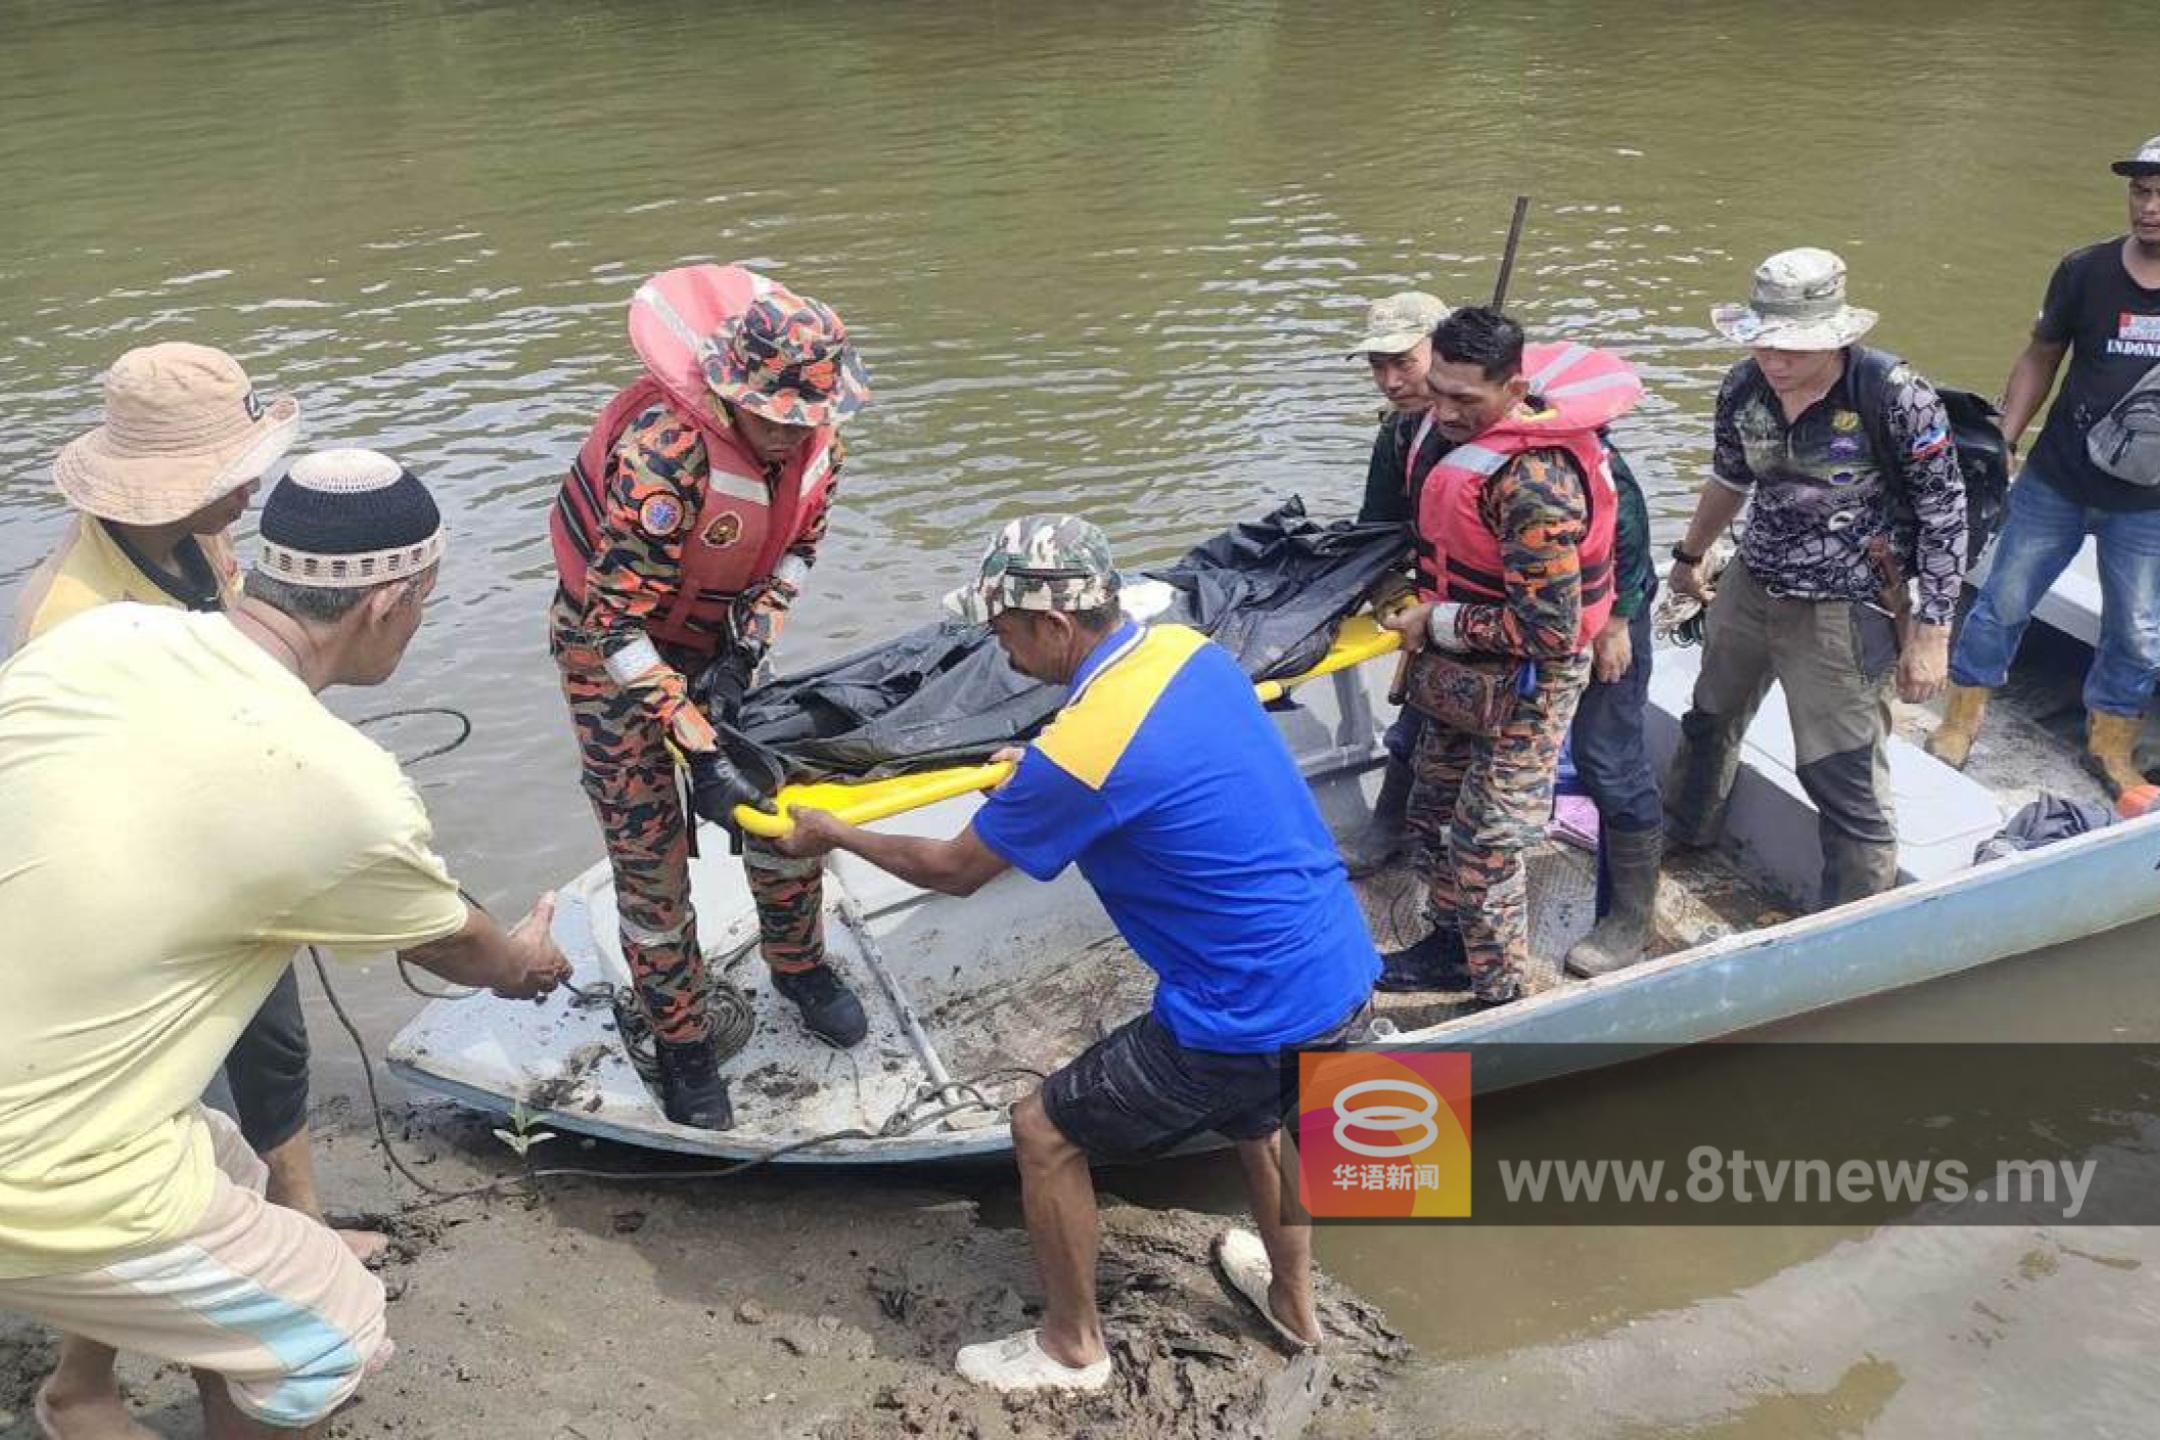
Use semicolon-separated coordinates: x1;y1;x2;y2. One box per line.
779;515;1376;1395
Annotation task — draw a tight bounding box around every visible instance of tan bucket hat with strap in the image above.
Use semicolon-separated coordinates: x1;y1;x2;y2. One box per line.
1711;248;1879;352
53;342;300;525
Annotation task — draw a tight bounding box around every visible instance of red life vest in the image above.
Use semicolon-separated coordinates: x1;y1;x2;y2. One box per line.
1408;341;1642;653
551;264;838;653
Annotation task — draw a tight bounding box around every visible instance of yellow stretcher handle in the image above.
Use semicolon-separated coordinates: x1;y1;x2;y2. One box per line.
732;613;1404;838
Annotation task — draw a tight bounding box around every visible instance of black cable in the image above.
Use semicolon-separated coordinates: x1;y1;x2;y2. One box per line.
310;703;1035;1210
309;945;466;1199
312;940;928;1208
351;706;473;766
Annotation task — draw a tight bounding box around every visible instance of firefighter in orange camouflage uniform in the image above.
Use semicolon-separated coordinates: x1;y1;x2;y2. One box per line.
549;264;872;1130
1379;307;1644;1010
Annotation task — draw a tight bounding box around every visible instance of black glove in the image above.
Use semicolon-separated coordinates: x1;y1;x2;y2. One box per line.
690;649;756;726
727;573;800;660
687;748;774;831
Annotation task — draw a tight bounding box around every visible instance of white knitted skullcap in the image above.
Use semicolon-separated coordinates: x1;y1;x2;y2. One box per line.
286;447;405;493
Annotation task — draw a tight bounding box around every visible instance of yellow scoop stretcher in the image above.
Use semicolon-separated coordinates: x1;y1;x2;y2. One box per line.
732;614;1401;838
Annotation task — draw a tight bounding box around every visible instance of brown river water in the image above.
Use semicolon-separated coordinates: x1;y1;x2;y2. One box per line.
5;1;2158;1432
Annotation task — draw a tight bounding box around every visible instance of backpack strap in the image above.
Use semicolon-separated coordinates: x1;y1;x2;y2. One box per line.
1847;344;1905;490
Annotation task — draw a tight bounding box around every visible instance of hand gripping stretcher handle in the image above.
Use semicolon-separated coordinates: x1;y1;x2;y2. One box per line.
730;614;1405;838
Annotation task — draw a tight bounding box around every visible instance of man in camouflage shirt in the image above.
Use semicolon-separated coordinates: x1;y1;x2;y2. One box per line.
1343;289;1452;875
1665;248;1965;908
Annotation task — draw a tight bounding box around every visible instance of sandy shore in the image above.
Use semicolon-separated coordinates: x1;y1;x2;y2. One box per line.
0;1102;1408;1438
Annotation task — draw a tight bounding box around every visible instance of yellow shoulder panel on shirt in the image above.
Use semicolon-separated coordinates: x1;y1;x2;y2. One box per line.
1034;624;1210;792
10;520;192;654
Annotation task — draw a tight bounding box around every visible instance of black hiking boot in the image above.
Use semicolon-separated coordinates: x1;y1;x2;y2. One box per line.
654;1034;735;1131
773;963;869;1048
1377;926;1471;993
1468;975;1524;1010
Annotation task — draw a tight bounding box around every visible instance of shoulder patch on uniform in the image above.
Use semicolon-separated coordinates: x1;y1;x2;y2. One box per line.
1909;421;1953;460
638;493;685;538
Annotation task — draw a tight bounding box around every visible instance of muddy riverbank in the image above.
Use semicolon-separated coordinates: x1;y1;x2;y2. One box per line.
0;1102;1407;1439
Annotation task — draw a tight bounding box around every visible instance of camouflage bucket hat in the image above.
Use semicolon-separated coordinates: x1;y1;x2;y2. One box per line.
1348;290;1452;358
943;514;1119;625
701;286;871;429
1711;247;1878;352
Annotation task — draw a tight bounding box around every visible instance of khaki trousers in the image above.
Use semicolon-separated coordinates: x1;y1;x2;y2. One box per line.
1665;560;1900;908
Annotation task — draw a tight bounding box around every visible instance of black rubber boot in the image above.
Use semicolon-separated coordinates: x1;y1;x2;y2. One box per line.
1342;759;1416;878
1565;827;1663;978
1663;709;1741;851
773;963;869;1048
1818;832;1899;911
1377;926;1471;993
654;1034;736;1131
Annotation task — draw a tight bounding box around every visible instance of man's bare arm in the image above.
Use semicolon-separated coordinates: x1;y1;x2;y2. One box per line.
399;895;570;999
1998;336;2069;450
778;809;1011;897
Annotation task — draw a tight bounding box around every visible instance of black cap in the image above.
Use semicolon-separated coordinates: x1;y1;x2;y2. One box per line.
2111;134;2160;177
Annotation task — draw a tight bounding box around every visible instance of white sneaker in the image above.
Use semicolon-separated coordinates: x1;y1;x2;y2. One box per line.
954;1328;1112;1393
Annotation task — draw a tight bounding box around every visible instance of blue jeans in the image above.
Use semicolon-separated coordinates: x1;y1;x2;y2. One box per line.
1570;607;1662;834
1383;706;1423;766
1950;464;2160;716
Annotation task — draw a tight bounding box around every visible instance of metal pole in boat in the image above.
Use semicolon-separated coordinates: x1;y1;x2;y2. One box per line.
1492;194;1532;310
831;881;956;1094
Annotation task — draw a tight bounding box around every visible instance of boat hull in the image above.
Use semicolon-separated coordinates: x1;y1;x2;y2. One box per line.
388;647;2160;1163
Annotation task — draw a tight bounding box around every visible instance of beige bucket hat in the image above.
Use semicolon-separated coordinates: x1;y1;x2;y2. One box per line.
1711;248;1878;352
53;342;300;525
1348;291;1452;358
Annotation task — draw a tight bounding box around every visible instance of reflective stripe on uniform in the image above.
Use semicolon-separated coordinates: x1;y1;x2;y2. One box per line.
1446;443;1510;477
1528;342;1590;390
602;634;665;687
706;470;769;505
1546;370;1642;400
632;283;710;356
618;909;694;947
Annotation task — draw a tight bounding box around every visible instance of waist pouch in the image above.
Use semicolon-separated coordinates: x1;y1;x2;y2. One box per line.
2087;364;2160;487
1402;649;1524;735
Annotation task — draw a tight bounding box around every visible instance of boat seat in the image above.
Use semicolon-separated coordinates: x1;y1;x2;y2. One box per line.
1644;645;2003;905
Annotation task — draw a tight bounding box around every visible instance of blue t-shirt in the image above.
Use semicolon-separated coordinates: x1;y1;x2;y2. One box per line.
971;621;1379;1053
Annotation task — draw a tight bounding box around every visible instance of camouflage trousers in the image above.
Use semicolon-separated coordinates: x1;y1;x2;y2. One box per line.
550;598;825;1047
1405;652;1589;1000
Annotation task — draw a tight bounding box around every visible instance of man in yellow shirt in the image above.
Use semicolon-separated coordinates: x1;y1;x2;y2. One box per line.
12;349;391;1286
0;450;570;1438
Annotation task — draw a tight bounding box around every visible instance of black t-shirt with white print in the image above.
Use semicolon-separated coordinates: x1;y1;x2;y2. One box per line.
2030;238;2160;512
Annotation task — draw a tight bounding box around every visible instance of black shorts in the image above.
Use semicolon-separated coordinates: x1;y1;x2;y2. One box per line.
222;965;312;1153
1041;1001;1371;1163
